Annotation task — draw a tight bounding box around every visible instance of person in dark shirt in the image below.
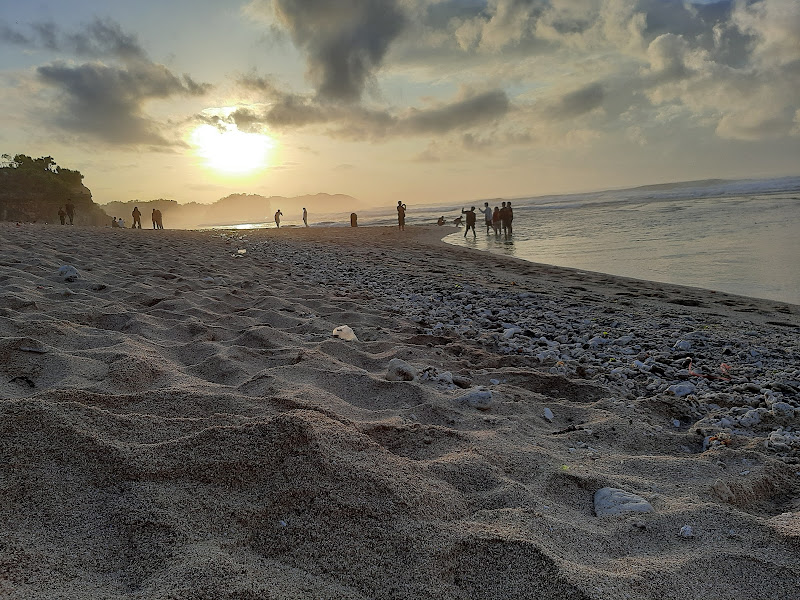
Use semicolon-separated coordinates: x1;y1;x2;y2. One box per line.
397;201;406;230
132;206;142;229
58;207;66;225
461;206;477;238
65;200;75;225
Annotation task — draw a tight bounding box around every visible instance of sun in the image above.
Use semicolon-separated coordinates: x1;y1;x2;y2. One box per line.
190;124;275;175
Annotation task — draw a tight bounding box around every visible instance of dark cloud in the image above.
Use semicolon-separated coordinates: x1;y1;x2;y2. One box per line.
0;18;213;145
546;83;605;119
0;17;147;60
234;74;510;140
36;59;211;146
271;0;408;102
400;90;510;134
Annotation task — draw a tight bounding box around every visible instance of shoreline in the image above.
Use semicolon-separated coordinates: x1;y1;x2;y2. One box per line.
1;223;798;599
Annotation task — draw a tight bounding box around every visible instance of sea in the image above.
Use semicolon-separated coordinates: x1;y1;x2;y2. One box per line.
217;176;800;305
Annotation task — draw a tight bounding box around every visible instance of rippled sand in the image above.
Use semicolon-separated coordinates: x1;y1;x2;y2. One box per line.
1;223;798;599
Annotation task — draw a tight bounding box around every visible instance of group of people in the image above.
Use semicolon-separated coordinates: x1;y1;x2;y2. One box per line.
111;207;163;229
435;201;514;238
57;200;75;225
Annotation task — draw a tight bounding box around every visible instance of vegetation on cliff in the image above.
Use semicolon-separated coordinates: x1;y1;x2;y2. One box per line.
0;154;108;225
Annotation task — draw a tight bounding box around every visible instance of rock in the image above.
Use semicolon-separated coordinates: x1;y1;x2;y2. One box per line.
678;525;695;538
451;374;472;389
386;358;417;382
711;479;734;502
593;487;654;517
667;381;696;397
772;402;795;420
332;325;358;341
543;407;554;422
458;388;493;410
673;340;692;350
57;265;79;282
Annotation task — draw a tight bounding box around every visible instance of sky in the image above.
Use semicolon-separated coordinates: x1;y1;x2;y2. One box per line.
0;0;798;207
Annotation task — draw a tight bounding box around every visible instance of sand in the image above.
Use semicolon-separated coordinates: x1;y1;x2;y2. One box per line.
1;222;798;599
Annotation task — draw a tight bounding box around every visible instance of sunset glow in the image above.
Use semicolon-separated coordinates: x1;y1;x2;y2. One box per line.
190;125;275;175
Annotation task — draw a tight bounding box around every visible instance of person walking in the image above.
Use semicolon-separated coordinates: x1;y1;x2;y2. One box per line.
65;200;75;225
397;201;406;230
58;206;66;225
131;206;142;229
274;209;283;228
461;206;477;238
482;202;493;234
303;207;308;227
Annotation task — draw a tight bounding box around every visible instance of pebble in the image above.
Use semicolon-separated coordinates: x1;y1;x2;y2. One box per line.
385;358;418;382
57;265;79;282
678;525;695;538
458;388;493;410
667;382;696;397
543;407;554;422
332;325;358;342
593;487;654;517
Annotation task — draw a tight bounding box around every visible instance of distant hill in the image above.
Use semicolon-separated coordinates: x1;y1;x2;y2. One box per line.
101;193;364;228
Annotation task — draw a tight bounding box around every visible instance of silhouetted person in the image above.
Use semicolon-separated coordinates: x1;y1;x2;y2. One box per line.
504;201;514;237
492;206;501;234
482;202;493;233
65;200;75;225
132;206;142;229
437;216;446;226
462;206;477;238
499;202;509;236
397;201;406;230
302;207;308;227
274;209;283;228
58;207;66;225
154;209;163;229
152;209;158;229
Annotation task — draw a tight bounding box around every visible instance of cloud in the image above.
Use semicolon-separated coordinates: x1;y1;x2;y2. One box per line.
235;72;510;139
247;0;408;102
0;19;213;146
38;61;210;145
1;17;147;60
544;82;605;119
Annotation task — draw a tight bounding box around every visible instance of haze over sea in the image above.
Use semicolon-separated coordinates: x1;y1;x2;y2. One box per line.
223;176;800;306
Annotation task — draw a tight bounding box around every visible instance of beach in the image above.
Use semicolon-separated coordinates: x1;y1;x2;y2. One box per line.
1;222;799;599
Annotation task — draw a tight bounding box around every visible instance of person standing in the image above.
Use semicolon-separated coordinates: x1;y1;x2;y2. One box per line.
131;206;142;229
152;208;158;229
492;206;501;234
58;206;66;225
482;202;493;233
65;200;75;225
350;213;358;227
274;209;283;228
397;201;406;230
154;209;163;229
505;201;514;237
303;207;308;227
462;206;477;238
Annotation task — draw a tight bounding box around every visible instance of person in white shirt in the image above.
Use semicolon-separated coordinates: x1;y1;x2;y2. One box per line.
483;202;493;234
